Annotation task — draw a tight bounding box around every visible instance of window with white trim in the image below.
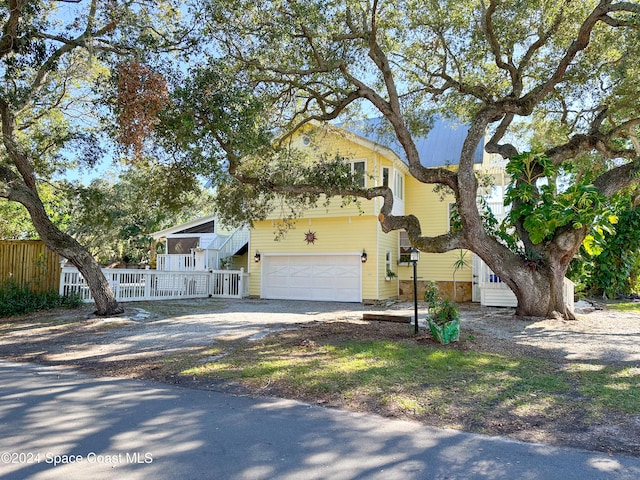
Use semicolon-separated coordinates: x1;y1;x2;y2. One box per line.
385;250;393;276
394;171;404;200
382;167;390;188
351;161;366;188
399;231;411;264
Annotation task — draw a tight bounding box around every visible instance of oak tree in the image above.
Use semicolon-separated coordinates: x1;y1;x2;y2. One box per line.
0;0;190;314
187;0;640;318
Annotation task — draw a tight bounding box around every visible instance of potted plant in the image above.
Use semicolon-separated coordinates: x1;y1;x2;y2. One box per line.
219;256;233;270
386;270;397;281
424;281;460;344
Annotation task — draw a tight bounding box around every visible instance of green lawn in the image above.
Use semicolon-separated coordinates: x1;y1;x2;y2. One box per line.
607;301;640;313
174;332;640;429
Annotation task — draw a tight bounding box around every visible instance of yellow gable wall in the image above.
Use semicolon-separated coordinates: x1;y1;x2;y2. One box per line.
399;175;473;283
265;127;405;220
248;216;398;301
249;125;475;300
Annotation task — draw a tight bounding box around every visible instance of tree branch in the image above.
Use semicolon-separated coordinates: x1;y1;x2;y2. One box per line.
594;157;640;198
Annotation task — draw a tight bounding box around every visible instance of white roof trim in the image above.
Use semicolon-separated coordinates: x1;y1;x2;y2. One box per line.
150;214;217;240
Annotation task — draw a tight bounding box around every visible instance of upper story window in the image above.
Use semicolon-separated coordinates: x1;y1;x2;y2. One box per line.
394;171;404;200
382;167;404;200
352;160;366;188
382;167;390;188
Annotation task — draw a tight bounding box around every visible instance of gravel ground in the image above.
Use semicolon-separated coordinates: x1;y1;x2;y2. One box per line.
2;297;639;369
2;297;640;456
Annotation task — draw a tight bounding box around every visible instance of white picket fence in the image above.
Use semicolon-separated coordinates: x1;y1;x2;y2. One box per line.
60;267;248;303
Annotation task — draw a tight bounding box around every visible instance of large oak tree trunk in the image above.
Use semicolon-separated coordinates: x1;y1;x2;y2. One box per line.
1;101;123;316
479;239;578;320
17;187;124;316
508;270;573;319
3;189;123;316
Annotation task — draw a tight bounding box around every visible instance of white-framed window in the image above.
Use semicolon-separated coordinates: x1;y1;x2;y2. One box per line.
382;167;404;200
385;250;393;275
394;171;404;200
351;160;366;188
399;231;411;264
382;166;390;188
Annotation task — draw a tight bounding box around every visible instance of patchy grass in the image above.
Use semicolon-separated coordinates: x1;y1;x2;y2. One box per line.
160;346;227;374
169;321;640;448
607;301;640;312
188;339;571;413
567;364;640;414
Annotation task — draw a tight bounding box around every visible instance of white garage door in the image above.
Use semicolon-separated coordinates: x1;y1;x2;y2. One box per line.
262;255;361;302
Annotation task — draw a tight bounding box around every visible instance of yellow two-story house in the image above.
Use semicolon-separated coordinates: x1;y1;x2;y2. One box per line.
152;118;508;304
246;118;493;304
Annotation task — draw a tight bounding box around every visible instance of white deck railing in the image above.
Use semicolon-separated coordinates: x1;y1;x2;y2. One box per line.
156;254;196;271
207;226;250;269
60;267;248;303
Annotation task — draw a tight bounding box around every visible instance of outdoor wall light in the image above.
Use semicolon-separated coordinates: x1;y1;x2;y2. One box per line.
254;251;261;263
361;250;368;263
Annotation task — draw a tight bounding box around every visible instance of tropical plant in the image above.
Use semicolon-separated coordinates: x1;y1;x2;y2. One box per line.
569;195;640;298
423;286;461;344
452;250;470;301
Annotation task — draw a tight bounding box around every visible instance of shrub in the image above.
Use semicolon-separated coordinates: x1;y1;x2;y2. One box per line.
424;282;461;344
428;299;460;326
0;280;82;317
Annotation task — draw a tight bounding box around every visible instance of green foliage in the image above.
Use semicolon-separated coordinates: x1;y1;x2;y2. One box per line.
0;280;82;317
428;299;460;327
505;152;613;245
67;167;215;264
0;200;38;239
423;280;460;342
156;64;367;228
0;182;73;239
423;280;441;307
569;197;640;298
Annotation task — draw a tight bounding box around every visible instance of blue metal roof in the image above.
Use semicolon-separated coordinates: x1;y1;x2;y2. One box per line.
341;117;484;167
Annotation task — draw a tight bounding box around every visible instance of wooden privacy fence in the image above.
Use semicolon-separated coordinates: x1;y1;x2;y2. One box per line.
0;240;61;292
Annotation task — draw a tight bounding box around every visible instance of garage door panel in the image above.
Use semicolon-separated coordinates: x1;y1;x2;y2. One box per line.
262;255;361;302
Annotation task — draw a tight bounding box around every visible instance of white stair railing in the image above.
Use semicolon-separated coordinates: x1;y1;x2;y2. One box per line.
213;226;249;268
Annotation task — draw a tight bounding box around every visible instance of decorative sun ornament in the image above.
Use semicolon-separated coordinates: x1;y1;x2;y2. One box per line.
304;230;317;245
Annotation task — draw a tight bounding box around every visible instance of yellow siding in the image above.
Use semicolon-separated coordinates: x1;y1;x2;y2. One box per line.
400;176;472;282
398;251;472;282
248;216;380;299
232;252;248;271
248;124;476;300
266;194;374;219
266;127;403;220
